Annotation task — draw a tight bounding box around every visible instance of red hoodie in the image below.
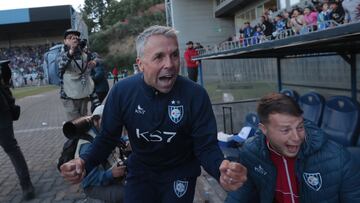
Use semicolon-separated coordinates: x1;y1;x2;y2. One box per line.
268;140;300;203
184;48;198;68
112;68;118;76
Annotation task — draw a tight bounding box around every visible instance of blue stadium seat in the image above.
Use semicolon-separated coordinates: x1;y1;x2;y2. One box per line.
244;112;259;129
280;89;300;102
321;96;360;146
299;92;325;126
244;112;259;139
231;112;259;144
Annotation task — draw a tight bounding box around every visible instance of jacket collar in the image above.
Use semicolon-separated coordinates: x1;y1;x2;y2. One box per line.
139;73;159;98
297;119;327;158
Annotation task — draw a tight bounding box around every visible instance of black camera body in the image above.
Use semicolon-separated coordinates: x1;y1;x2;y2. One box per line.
0;60;12;85
78;39;88;50
64;38;87;55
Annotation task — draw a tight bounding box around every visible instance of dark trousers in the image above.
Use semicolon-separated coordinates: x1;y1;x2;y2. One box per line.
113;76;118;84
90;91;108;113
187;67;198;82
0;125;32;188
97;91;108;104
124;176;196;203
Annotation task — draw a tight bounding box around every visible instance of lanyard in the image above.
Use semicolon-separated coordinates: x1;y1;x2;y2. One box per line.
73;54;88;74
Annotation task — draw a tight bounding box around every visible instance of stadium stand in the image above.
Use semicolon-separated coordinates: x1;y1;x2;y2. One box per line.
321;95;360;146
0;45;50;78
299;92;325;126
197;0;360;58
244;112;259;129
243;112;259;138
0;5;87;87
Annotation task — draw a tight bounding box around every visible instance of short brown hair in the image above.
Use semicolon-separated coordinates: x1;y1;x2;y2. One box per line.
257;93;303;124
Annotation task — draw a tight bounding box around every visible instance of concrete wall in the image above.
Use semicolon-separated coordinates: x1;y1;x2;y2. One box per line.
170;0;234;55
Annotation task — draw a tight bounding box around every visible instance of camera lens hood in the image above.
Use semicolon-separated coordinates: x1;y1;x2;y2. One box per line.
63;116;93;139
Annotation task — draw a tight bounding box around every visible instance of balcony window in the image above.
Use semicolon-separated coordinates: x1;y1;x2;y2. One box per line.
290;0;301;6
280;0;286;10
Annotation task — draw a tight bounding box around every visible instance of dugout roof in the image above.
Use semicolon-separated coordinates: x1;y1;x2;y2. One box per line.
194;22;360;99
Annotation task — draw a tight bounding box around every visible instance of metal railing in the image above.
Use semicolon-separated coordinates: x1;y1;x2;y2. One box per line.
216;0;229;6
198;20;340;56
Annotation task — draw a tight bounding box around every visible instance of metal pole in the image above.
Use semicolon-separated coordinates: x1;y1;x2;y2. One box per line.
277;57;282;92
198;62;204;86
340;53;357;100
350;53;357;100
222;106;233;134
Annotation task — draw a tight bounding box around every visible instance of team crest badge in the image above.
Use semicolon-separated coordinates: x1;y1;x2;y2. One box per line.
168;105;183;124
173;180;188;198
303;172;322;191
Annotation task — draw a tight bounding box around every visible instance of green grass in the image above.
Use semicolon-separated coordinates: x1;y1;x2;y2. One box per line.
12;85;59;99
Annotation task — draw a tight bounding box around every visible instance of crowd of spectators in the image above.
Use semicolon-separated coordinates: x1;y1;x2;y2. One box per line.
0;44;53;87
214;0;359;52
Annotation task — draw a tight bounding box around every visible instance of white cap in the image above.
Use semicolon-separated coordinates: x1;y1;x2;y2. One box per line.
92;105;105;117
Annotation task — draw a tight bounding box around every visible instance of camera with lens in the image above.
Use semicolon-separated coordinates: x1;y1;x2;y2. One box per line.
64;38;88;54
0;60;12;86
78;38;88;50
63;116;93;139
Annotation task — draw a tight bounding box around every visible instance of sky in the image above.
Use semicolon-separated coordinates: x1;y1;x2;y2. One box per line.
0;0;85;11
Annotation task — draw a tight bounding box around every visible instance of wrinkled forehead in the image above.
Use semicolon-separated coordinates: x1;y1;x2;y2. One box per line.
267;113;304;127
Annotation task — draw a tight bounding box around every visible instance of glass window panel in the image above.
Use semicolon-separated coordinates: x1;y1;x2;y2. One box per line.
256;6;263;18
280;0;286;9
250;9;256;21
290;0;301;6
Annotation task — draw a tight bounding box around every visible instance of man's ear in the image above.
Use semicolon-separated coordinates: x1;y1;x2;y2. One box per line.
136;58;144;72
259;123;267;136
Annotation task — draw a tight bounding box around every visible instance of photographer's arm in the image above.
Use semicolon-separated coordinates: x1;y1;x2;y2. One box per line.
57;47;73;77
79;143;124;188
60;158;85;184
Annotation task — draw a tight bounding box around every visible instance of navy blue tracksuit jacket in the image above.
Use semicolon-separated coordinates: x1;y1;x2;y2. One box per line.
80;73;224;201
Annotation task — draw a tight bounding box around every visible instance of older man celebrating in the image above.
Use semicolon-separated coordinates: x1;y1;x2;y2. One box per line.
61;25;247;203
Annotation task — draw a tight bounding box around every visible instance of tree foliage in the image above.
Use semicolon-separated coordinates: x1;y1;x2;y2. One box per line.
81;0;166;71
81;0;112;32
82;0;164;32
102;0;164;27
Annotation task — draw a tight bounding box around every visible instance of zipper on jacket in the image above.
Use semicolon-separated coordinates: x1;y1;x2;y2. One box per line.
283;157;296;203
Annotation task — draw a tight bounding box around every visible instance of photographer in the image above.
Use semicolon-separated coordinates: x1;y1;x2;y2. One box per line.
0;60;35;200
90;56;109;106
65;105;127;202
57;29;99;120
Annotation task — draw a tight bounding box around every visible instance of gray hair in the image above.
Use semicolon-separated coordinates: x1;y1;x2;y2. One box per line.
136;25;178;58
